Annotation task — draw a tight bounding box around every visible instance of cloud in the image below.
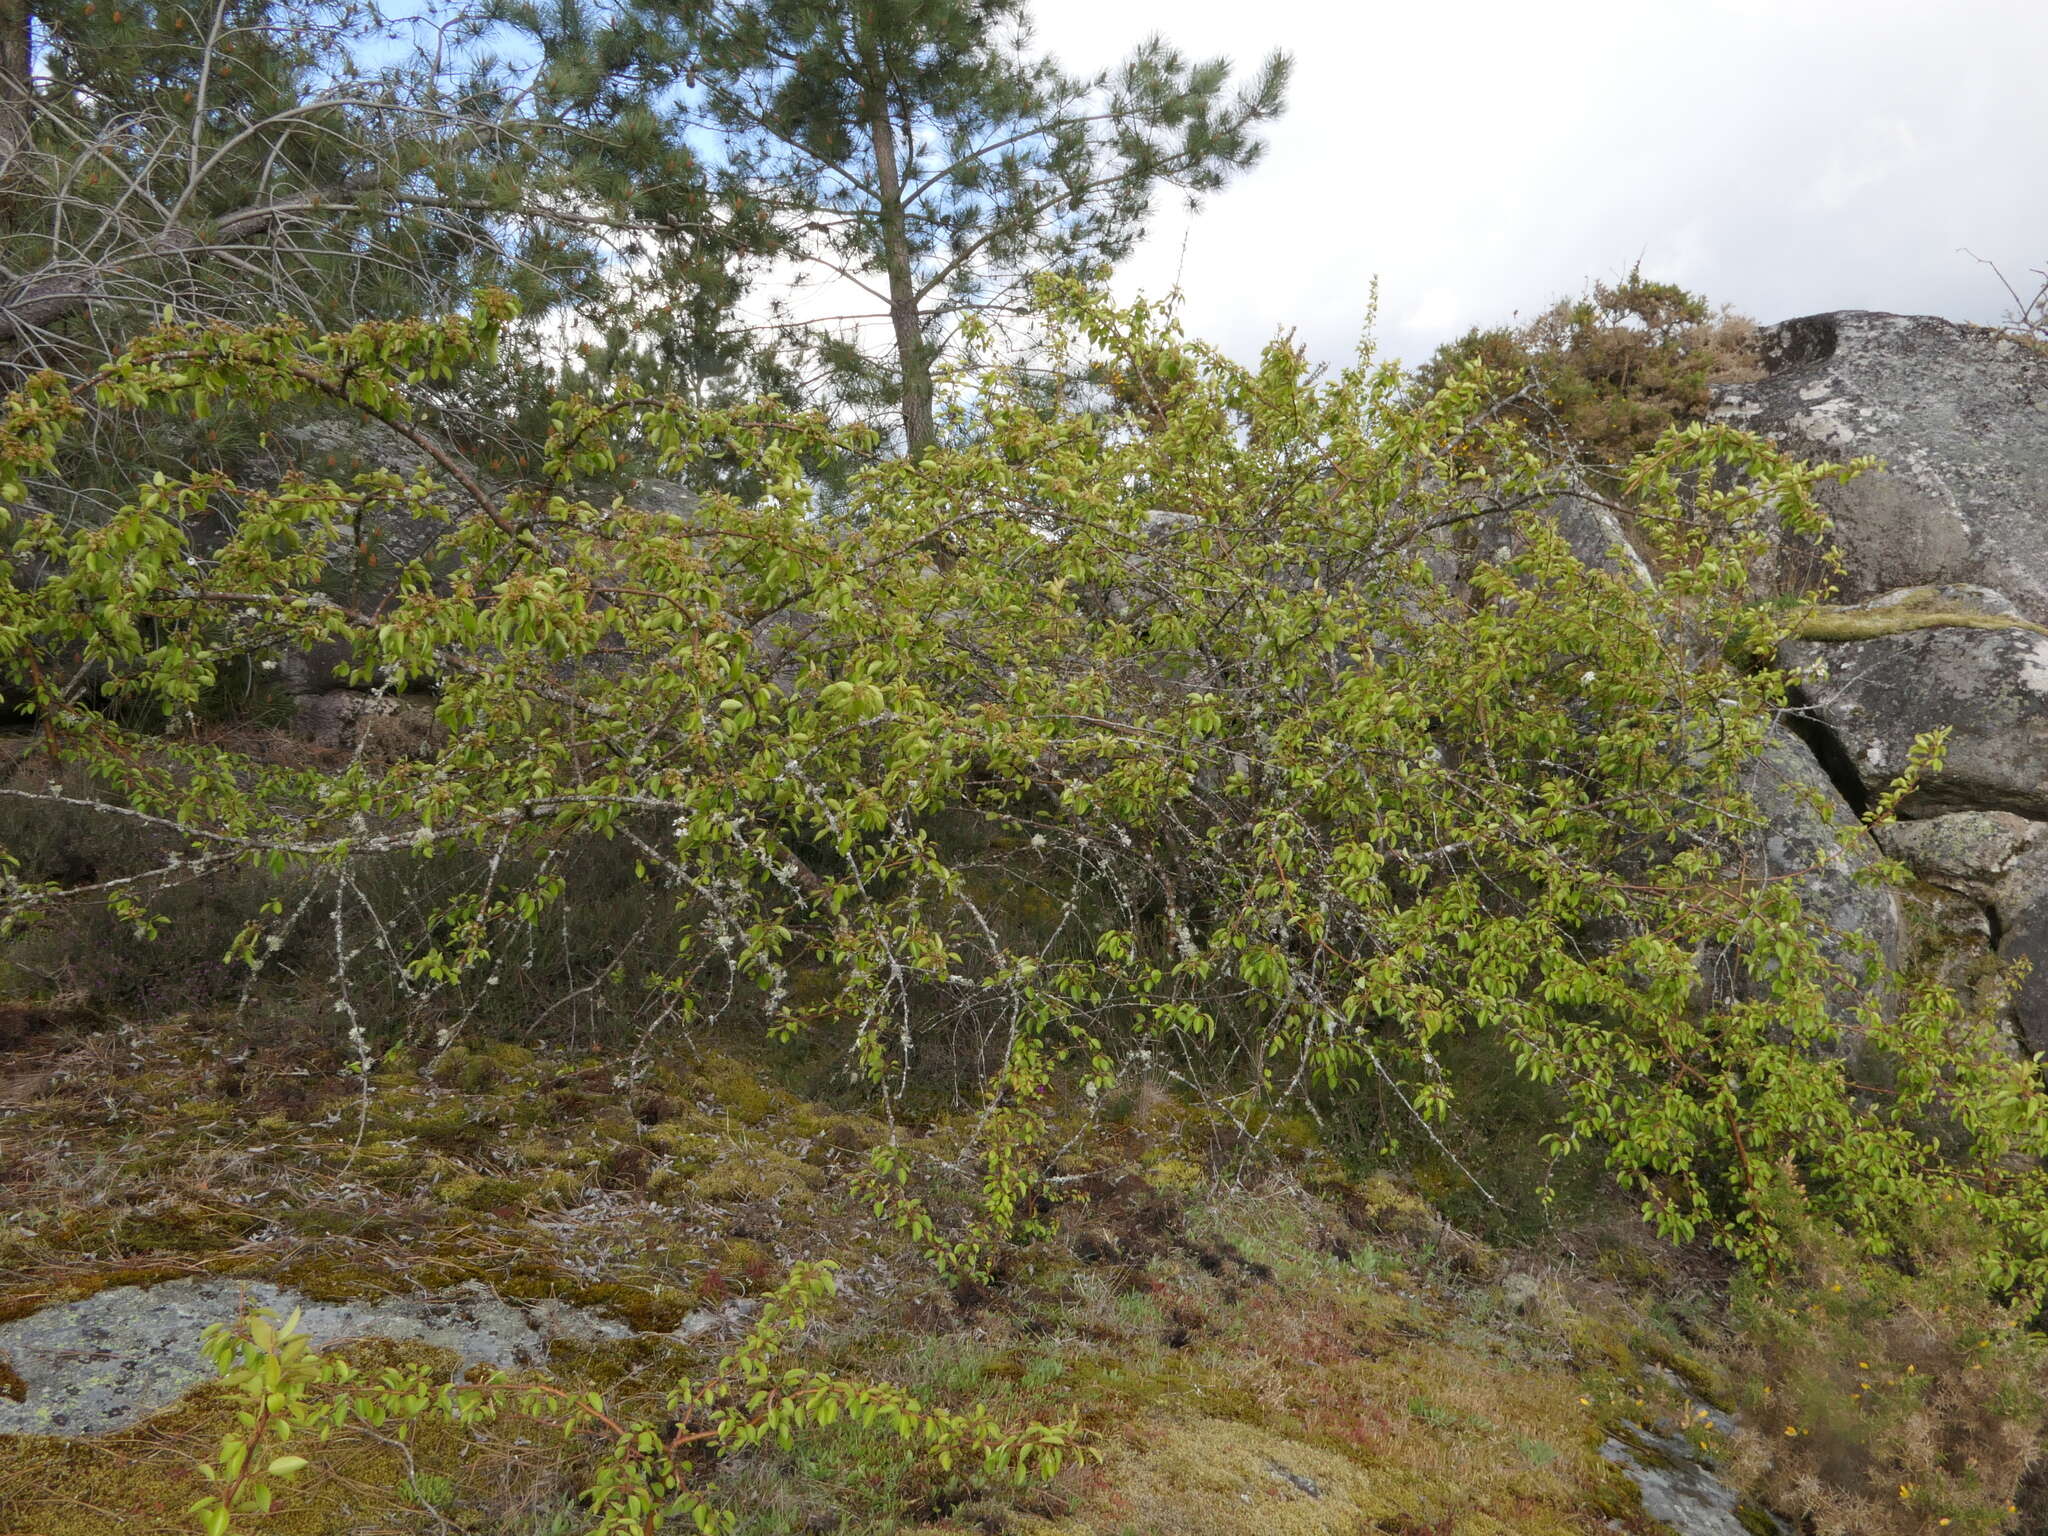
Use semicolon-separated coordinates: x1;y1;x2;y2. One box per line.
1808;117;1930;213
1023;0;2048;369
1402;287;1463;337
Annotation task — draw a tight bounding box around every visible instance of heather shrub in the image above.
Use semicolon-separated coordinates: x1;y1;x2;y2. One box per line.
1725;1194;2046;1536
1413;266;1762;479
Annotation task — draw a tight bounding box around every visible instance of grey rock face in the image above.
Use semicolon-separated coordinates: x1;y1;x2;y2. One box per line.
1739;722;1900;989
1713;311;2048;618
293;687;403;748
276;636;358;698
1866;809;2048;1050
1986;841;2048;1053
1420;490;1652;596
1601;1424;1793;1536
0;1278;626;1438
1783;586;2048;819
1876;811;2045;899
1720;307;2048;1054
1527;492;1655;585
1895;883;2012;1026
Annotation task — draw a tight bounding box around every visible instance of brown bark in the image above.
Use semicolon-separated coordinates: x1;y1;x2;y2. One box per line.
0;0;31;174
860;55;934;455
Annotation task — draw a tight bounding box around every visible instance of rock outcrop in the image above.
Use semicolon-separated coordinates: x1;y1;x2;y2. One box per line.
1740;722;1901;995
1418;488;1654;597
1714;310;2048;615
1782;585;2048;818
0;1278;629;1437
1719;312;2048;1050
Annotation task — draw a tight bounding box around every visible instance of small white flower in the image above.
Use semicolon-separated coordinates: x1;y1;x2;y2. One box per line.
1581;671;1597;684
1029;833;1047;850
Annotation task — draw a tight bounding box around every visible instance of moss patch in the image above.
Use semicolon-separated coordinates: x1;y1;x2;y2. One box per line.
1791;588;2048;642
0;1012;1798;1536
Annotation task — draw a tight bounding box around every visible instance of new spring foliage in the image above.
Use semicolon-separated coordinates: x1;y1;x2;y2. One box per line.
0;284;2045;1297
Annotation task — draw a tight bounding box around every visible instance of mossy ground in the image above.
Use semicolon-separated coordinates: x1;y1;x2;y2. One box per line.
0;1008;1860;1533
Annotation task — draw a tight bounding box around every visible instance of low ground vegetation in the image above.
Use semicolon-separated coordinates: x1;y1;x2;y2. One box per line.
1;1007;2038;1533
0;1009;1798;1534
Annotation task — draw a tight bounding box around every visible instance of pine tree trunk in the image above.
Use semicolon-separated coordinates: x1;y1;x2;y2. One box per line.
0;0;30;173
862;70;934;454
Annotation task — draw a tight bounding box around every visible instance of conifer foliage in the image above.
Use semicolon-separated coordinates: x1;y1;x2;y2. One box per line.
0;0;750;384
667;0;1289;449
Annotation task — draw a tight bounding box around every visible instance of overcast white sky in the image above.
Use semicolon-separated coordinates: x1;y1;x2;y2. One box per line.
1021;0;2048;371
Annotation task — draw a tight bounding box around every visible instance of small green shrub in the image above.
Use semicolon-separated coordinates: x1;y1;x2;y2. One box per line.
190;1264;1088;1536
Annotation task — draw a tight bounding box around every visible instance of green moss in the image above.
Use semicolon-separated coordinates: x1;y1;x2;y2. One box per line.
508;1136;599;1170
1583;1465;1649;1520
107;1203;264;1255
543;1329;699;1388
785;1108;887;1163
570;1280;693;1331
644;1121;722;1161
706;1237;780;1292
1635;1333;1732;1414
698;1051;790;1126
1343;1174;1439;1239
694;1147;825;1204
1790;589;2048;642
433;1173;529;1210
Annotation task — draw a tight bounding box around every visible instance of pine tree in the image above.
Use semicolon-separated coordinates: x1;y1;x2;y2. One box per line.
0;0;788;522
0;0;755;384
490;0;785;413
671;0;1289;452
